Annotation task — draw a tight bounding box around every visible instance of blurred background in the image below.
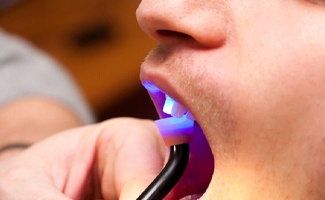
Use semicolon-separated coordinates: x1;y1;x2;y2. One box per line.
0;0;159;121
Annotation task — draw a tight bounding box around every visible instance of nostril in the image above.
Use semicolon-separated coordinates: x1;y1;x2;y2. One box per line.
156;29;216;48
157;30;191;40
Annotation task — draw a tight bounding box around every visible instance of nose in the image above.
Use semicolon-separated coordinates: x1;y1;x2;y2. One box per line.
136;0;228;48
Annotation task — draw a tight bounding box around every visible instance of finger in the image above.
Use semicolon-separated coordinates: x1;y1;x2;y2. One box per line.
97;118;214;200
96;118;166;200
2;125;102;199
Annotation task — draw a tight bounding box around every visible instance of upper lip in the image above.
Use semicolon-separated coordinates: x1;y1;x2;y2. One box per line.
142;80;183;119
140;66;188;120
140;48;192;119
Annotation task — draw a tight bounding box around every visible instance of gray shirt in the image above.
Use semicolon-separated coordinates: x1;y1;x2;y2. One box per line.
0;29;95;124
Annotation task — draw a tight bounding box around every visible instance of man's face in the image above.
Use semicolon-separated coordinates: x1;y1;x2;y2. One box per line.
137;0;325;199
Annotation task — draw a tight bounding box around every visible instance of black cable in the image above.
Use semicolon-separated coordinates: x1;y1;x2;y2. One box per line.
137;143;190;200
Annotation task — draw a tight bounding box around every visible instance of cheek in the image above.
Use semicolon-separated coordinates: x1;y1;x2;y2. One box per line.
234;0;325;112
307;137;325;196
237;41;325;150
236;18;325;130
258;43;325;112
172;48;239;118
178;50;242;152
235;12;325;194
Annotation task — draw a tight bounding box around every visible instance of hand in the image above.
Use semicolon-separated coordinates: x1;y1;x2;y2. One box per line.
0;118;213;200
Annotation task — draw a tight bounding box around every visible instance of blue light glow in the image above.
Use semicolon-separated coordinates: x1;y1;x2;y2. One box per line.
142;81;161;93
163;95;175;115
155;115;194;145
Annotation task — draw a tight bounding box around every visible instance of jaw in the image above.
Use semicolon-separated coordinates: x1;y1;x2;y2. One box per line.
141;82;312;200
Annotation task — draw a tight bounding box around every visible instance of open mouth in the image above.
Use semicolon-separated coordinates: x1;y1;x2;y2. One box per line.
143;81;214;200
142;81;194;120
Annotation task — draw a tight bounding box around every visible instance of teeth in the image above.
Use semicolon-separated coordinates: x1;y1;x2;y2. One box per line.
163;95;175;115
186;111;196;121
163;94;195;120
171;101;187;118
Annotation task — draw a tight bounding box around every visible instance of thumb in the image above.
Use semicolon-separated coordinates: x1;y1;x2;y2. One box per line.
97;118;167;200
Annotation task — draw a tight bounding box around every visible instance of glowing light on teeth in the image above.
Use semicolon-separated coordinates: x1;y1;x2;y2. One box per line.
155;94;195;146
163;95;175;115
163;95;192;118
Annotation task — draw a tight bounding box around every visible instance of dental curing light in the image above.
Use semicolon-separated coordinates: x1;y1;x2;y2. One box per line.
137;96;194;200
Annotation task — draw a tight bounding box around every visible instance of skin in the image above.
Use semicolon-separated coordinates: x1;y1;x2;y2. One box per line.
137;0;325;199
0;116;209;200
1;0;325;199
0;117;164;200
0;97;83;139
0;97;82;160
